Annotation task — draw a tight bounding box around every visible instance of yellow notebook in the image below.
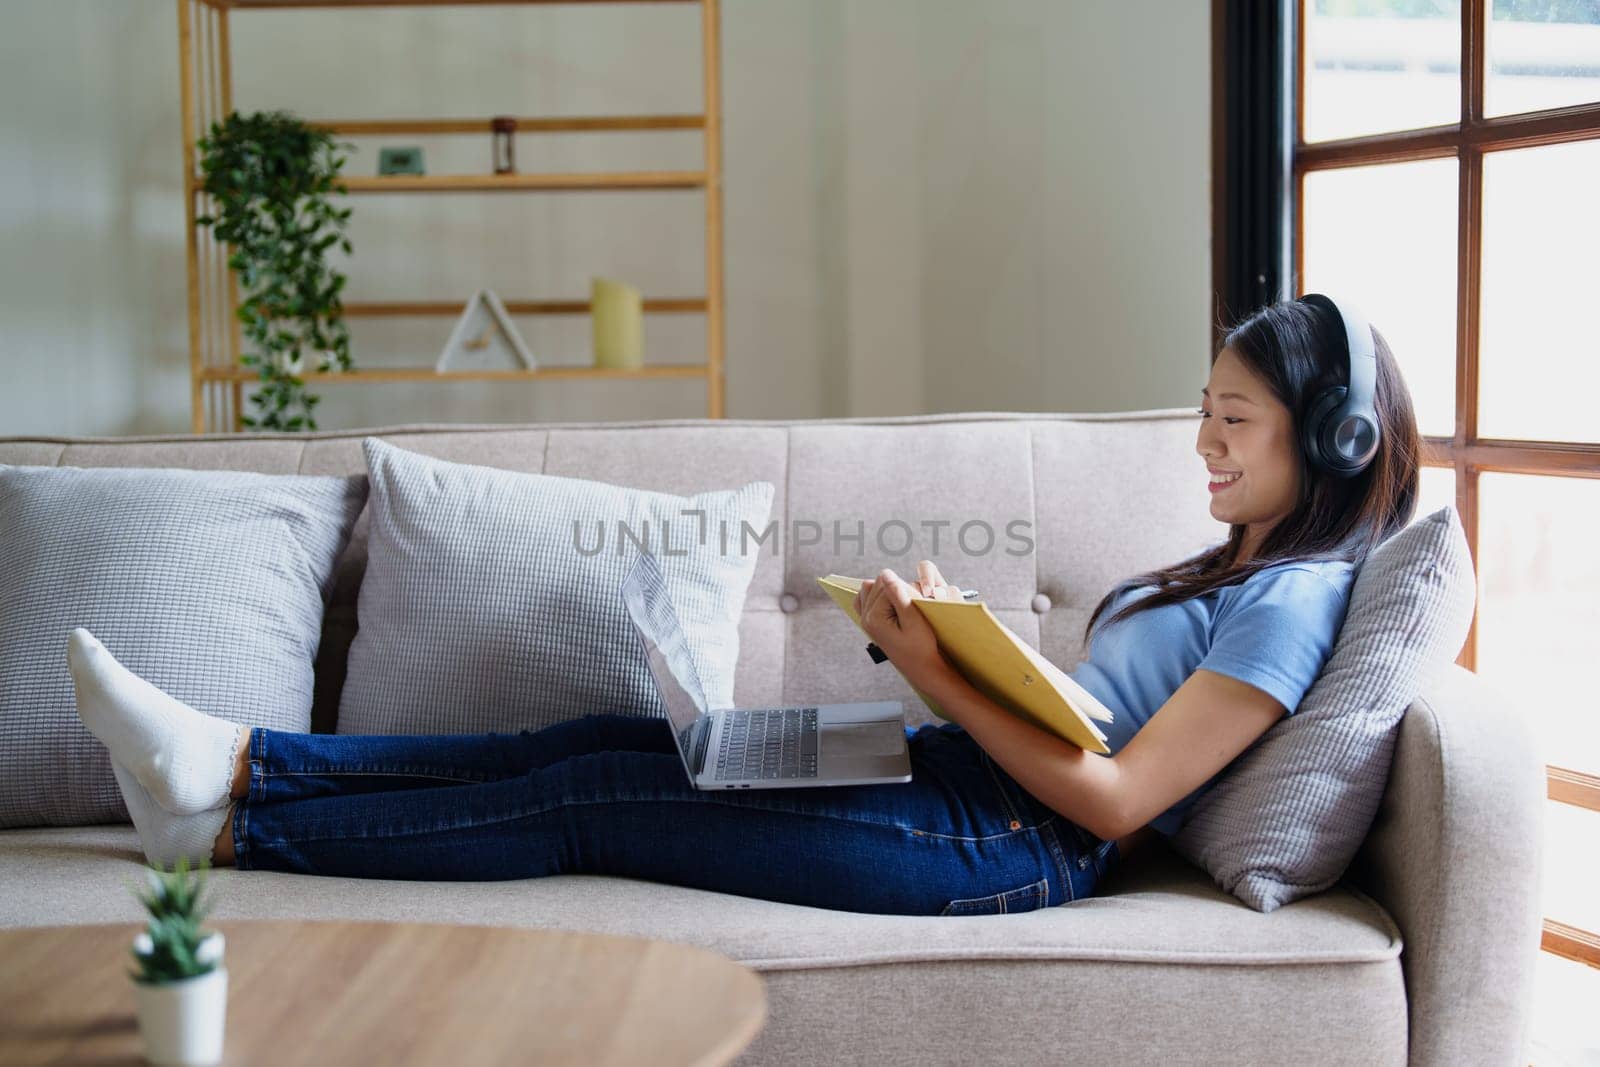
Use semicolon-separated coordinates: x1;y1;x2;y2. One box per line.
816;575;1114;754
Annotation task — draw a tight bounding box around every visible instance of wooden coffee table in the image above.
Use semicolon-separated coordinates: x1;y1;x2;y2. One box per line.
0;919;767;1066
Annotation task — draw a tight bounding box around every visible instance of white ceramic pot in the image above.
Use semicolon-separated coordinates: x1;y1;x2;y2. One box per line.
131;935;228;1067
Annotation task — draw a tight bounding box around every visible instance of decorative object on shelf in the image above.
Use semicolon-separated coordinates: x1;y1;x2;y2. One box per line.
377;146;425;176
591;277;644;369
194;109;355;432
492;115;517;175
127;856;228;1067
437;289;537;371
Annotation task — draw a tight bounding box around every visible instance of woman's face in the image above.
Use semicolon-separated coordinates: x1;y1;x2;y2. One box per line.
1196;347;1303;559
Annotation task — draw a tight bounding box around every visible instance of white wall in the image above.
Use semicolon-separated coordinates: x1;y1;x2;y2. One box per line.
0;0;1210;436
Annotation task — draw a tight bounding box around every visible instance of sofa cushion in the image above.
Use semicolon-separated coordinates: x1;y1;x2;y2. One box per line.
1171;506;1477;912
0;824;1408;1063
336;437;775;736
0;464;366;828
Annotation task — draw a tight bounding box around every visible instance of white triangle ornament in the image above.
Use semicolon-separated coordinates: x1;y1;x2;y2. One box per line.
436;289;536;371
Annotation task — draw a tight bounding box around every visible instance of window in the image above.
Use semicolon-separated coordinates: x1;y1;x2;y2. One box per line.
1293;0;1600;1059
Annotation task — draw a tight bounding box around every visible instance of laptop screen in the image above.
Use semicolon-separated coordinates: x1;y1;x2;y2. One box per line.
619;551;710;771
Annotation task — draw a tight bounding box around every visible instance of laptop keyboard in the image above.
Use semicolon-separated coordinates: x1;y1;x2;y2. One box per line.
714;707;819;780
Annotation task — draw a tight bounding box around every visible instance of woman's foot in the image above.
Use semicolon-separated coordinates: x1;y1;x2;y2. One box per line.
112;760;231;869
67;628;245;816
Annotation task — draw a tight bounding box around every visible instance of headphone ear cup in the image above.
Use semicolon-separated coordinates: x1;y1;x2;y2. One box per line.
1299;292;1382;479
1303;385;1380;477
1301;386;1345;476
1330;411;1381;474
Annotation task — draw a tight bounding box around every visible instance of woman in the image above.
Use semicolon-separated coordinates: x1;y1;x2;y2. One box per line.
71;296;1419;916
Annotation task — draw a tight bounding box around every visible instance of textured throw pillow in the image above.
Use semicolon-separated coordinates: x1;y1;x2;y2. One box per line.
0;465;367;828
336;437;775;736
1170;505;1476;912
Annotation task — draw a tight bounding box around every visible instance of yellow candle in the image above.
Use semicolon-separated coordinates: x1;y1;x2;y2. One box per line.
591;277;643;369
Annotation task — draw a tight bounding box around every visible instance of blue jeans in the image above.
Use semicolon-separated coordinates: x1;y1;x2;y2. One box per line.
231;714;1121;916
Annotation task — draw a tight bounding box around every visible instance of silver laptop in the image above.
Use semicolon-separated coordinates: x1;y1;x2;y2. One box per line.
620;551;913;790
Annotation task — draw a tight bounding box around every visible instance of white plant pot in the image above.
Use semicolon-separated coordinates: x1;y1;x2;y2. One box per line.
131;938;228;1067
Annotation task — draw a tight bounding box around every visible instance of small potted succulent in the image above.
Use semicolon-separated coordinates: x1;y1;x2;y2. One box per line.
126;856;228;1067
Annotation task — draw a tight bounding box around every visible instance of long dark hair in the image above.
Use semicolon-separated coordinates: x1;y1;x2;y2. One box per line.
1080;297;1421;647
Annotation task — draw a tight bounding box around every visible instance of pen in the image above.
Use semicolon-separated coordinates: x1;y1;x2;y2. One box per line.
865;588;981;663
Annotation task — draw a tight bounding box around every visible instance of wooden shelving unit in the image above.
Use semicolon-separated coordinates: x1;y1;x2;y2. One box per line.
177;0;725;433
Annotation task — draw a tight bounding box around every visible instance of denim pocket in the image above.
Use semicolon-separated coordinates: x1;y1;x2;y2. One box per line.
938;876;1050;917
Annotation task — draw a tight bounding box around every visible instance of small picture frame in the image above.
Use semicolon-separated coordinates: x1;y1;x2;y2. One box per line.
378;147;426;176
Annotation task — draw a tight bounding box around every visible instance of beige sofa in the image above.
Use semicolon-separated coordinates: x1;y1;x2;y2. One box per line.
0;411;1546;1066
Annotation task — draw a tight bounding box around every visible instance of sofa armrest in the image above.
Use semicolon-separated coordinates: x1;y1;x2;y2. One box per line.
1348;662;1546;1067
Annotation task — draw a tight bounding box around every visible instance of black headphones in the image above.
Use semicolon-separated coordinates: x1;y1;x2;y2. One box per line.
1297;293;1381;478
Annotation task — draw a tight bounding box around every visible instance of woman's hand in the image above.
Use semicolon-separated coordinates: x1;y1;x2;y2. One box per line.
855;562;958;691
912;559;963;602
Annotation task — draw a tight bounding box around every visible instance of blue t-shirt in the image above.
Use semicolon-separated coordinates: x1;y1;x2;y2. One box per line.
1065;557;1356;837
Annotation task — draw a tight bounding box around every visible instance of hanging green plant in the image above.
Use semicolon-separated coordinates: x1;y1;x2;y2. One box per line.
195;109;355;432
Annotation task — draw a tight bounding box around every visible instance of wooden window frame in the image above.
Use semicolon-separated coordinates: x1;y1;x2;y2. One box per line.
1279;0;1600;968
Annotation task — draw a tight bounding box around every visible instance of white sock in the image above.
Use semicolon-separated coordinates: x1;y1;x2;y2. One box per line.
112;760;229;869
68;628;245;816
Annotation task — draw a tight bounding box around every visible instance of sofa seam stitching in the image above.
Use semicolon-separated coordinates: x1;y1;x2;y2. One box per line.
737;945;1404;971
0;410;1205;448
1028;423;1040;609
781;426;792;703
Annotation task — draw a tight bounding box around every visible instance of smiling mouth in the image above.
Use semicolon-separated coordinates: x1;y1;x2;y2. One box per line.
1209;471;1241;487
